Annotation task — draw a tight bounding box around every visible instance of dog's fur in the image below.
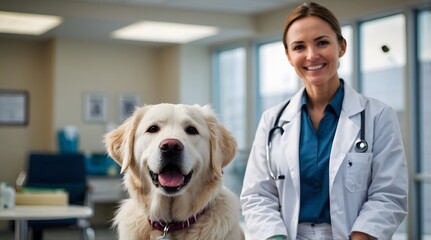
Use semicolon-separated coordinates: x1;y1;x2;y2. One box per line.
105;103;244;240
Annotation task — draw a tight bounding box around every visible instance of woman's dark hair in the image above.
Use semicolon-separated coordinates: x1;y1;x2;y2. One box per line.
282;2;344;50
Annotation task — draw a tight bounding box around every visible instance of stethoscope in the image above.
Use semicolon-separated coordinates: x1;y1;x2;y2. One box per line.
266;100;368;180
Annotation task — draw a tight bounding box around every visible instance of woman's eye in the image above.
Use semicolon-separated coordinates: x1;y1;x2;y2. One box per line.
185;126;199;135
317;40;329;46
147;125;160;133
293;45;304;51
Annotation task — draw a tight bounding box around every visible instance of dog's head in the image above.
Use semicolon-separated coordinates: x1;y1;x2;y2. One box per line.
104;103;237;197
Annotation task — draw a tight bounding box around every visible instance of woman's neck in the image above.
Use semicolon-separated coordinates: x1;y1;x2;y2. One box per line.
305;78;340;111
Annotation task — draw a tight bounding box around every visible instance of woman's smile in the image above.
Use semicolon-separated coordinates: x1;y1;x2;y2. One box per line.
304;64;325;71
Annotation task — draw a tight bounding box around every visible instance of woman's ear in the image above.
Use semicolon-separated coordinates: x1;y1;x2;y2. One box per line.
285;49;293;66
339;38;347;57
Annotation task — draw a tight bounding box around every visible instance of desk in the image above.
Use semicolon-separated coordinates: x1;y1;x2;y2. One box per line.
87;177;126;204
0;205;93;240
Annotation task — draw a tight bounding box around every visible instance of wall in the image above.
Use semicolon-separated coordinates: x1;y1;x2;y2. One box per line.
52;39;160;153
0;39;54;230
155;44;212;106
179;44;212;105
0;39;54;184
157;45;181;104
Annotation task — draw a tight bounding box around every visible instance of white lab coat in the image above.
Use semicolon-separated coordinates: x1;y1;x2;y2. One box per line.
240;83;408;240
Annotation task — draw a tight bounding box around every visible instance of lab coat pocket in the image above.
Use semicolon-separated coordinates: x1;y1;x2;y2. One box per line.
345;152;372;192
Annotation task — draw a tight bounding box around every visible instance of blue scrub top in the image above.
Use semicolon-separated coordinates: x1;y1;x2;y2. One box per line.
298;80;344;224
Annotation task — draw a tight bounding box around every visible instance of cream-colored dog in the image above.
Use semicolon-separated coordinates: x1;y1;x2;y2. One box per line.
105;103;244;240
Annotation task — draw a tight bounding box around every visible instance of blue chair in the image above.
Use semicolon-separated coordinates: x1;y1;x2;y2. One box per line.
23;152;95;240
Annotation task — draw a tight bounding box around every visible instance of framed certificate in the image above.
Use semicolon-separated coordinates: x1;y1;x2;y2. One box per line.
0;90;29;126
83;92;108;123
118;94;140;123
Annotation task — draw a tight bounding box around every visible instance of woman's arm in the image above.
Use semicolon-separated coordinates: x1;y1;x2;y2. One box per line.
241;112;288;240
351;104;408;239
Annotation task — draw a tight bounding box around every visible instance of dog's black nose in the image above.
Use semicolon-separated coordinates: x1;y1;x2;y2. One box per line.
159;138;184;154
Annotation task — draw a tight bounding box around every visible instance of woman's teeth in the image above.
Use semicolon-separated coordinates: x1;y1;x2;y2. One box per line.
306;64;324;70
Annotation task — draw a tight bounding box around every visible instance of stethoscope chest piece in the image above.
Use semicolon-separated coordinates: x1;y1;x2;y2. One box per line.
355;139;368;153
354;110;368;153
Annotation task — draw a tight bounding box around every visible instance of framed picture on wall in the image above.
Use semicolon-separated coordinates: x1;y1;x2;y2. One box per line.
0;90;29;126
118;94;140;123
84;92;107;123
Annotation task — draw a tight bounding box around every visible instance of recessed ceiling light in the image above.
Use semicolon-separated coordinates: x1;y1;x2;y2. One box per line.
112;21;219;43
0;11;63;35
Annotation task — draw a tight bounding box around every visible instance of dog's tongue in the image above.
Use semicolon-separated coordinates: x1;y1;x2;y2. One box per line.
158;170;184;187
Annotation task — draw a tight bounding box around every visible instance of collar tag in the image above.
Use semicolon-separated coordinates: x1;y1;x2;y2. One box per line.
156;225;169;240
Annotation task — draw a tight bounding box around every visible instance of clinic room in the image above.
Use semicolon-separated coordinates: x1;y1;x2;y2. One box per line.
0;0;430;239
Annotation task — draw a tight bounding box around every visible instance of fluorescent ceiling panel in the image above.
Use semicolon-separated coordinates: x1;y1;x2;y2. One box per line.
112;21;218;43
0;11;63;35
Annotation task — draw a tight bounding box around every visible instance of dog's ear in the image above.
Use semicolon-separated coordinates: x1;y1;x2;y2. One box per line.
201;105;238;177
104;107;143;173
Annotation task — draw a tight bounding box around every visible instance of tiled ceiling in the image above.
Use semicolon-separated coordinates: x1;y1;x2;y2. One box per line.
68;0;295;14
0;0;299;45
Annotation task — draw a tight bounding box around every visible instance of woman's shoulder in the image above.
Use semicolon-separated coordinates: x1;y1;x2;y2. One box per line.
345;83;394;114
366;96;391;108
261;99;292;119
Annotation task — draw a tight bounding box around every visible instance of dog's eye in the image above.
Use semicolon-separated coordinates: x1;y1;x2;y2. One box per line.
147;125;160;133
185;126;198;135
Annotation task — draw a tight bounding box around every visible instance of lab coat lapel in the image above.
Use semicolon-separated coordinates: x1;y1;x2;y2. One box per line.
279;89;303;200
329;112;359;190
329;84;366;190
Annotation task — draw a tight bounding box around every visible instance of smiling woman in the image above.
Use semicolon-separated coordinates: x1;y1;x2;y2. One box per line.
284;12;345;96
241;2;408;240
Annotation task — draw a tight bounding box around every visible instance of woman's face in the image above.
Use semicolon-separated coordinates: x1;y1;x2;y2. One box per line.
285;16;346;88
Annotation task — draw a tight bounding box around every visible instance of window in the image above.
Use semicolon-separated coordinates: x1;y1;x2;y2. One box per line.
359;14;406;114
213;46;247;197
359;13;407;238
339;25;353;87
257;41;300;116
418;8;431;239
213;47;246;150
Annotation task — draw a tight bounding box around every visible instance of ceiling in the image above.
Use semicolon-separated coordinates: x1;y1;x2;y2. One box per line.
74;0;294;14
0;0;299;46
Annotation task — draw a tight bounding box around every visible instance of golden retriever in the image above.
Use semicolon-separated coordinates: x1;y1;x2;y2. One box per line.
105;103;244;240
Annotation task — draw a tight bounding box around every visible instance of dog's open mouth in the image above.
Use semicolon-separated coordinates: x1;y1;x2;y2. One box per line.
149;164;193;193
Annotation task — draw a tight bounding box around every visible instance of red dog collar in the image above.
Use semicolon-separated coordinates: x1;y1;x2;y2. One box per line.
148;209;205;233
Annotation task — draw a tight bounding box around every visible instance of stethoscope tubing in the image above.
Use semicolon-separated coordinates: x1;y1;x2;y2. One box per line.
266;101;368;180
